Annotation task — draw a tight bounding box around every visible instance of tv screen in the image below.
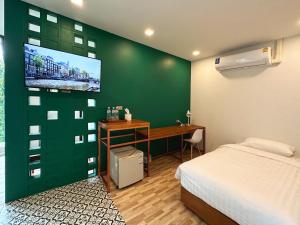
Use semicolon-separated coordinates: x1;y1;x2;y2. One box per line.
24;44;101;92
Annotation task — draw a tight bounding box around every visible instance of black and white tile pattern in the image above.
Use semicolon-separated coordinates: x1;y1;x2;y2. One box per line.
0;177;125;225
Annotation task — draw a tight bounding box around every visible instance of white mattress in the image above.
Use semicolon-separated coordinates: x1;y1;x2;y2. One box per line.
176;144;300;225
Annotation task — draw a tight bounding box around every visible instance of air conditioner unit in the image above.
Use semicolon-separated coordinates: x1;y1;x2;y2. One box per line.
215;47;272;71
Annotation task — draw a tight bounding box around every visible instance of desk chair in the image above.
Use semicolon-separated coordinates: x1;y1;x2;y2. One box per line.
183;129;203;159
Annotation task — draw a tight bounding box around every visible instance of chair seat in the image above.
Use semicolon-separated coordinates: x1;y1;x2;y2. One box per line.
184;139;199;144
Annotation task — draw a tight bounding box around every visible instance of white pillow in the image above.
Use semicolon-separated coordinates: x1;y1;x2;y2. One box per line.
241;137;296;157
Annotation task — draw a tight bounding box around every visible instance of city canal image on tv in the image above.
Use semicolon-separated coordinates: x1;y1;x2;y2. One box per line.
24;44;101;92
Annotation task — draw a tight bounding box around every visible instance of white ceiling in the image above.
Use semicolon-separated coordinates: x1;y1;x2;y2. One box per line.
22;0;300;61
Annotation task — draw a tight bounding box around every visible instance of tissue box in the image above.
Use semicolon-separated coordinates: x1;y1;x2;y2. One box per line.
125;113;132;121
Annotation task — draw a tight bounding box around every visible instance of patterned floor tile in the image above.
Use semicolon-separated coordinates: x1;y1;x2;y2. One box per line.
0;177;125;225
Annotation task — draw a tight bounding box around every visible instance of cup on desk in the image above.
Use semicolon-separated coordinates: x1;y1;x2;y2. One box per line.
125;113;132;121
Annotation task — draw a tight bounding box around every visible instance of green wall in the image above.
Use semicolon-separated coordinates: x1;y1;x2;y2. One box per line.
4;0;191;202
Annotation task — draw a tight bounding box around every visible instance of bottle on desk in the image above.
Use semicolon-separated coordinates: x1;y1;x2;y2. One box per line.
112;107;120;121
107;106;120;121
116;108;119;120
107;107;112;120
111;107;116;120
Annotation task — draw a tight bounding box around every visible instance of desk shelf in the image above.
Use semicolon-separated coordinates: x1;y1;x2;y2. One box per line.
138;125;206;161
100;138;149;148
98;119;150;192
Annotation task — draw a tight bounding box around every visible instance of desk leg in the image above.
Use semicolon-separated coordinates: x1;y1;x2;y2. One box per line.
97;123;101;177
203;128;206;154
106;130;111;192
147;126;151;177
180;134;183;162
166;138;169;153
134;128;137;148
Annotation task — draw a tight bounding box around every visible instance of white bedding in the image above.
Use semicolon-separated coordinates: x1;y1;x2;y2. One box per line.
176;144;300;225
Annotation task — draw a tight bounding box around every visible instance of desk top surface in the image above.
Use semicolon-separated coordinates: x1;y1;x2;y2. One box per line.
99;119;150;130
139;124;204;140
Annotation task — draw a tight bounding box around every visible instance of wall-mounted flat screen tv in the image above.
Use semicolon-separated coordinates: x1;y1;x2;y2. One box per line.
24;44;101;92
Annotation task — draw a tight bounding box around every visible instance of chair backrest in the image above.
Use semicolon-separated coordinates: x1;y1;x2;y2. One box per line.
191;129;203;143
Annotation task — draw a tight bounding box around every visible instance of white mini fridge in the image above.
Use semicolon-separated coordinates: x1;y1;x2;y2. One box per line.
110;146;144;188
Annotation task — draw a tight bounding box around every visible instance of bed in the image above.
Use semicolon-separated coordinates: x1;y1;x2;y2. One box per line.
176;144;300;225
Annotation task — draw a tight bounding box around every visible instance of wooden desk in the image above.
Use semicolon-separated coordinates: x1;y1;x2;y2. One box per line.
98;119;150;192
138;125;205;162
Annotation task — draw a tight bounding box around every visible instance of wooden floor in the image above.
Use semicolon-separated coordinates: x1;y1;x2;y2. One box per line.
111;152;207;225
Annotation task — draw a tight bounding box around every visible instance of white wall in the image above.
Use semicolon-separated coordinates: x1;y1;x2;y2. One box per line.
191;35;300;156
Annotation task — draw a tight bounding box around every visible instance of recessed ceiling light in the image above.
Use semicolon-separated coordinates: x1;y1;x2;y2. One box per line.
145;28;154;37
71;0;83;7
193;50;200;56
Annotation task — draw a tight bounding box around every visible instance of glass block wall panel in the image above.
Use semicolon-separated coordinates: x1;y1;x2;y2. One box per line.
74;36;83;44
74;23;83;32
29;140;41;150
75;135;84;144
88;52;96;59
29;154;41;164
88;157;96;164
30;168;41;178
46;14;57;23
29;125;41;135
88;134;97;142
29;8;40;18
88;134;96;142
28;87;40;92
88;168;96;177
47;111;58;120
28;96;41;106
28;37;41;46
87;99;96;107
28;23;40;33
74;110;84;119
88;122;96;131
88;40;96;48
